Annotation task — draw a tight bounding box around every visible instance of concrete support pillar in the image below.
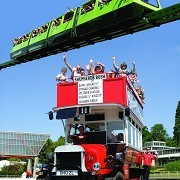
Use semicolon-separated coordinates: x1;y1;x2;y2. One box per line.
33;156;39;178
27;158;32;173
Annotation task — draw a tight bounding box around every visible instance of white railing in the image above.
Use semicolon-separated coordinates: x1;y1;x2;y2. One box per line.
0;175;36;179
150;171;180;179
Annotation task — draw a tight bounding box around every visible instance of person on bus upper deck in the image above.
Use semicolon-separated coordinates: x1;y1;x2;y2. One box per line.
112;56;136;76
63;54;82;79
56;67;68;83
108;69;116;78
80;68;86;76
135;86;145;102
68;124;88;145
86;58;94;75
93;62;105;74
128;72;138;85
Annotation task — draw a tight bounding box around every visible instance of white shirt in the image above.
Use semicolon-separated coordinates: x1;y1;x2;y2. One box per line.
56;73;68;83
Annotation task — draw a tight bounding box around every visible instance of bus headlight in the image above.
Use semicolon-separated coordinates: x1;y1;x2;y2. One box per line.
93;162;101;171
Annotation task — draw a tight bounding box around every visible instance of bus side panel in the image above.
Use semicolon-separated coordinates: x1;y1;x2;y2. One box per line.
103;77;127;106
56;77;128;108
57;83;78;107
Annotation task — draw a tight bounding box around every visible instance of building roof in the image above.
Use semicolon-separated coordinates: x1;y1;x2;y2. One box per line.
0;131;50;157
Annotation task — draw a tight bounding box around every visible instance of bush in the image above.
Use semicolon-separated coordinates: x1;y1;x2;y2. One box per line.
0;163;26;175
164;161;180;171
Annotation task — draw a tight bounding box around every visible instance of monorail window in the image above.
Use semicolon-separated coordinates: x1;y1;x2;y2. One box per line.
107;121;124;143
81;0;95;14
64;8;75;23
142;0;159;7
52;17;62;28
98;0;112;7
39;23;49;33
85;113;105;121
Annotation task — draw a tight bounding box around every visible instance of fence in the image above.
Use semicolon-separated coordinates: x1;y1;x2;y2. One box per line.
150;171;180;179
0;175;36;179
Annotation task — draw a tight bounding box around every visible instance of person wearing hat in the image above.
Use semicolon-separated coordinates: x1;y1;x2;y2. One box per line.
112;56;136;76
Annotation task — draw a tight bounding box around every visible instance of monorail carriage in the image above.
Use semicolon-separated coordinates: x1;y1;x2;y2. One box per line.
10;0;161;62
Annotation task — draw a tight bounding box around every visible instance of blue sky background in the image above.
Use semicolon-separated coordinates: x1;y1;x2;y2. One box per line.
0;0;179;141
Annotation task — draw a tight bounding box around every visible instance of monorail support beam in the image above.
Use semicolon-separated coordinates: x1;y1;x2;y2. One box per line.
27;158;32;174
33;156;39;178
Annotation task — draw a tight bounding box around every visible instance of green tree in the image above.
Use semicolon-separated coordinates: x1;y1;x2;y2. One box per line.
38;136;65;164
173;101;180;147
38;138;54;163
53;136;65;149
142;126;152;145
150;124;167;141
165;136;176;147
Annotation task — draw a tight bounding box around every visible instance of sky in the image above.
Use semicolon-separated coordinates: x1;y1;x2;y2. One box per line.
0;0;179;141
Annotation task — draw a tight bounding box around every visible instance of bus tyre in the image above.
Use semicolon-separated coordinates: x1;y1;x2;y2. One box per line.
113;172;125;180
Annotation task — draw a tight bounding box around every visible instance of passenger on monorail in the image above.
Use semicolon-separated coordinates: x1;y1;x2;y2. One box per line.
22;34;29;42
39;24;49;33
81;3;95;14
12;38;19;46
98;0;109;6
52;18;62;28
65;7;74;14
32;28;39;37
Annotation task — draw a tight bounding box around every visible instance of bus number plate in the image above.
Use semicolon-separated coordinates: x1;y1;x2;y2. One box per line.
57;170;78;176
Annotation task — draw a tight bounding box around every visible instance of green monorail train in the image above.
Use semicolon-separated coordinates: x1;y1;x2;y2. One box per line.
10;0;162;62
